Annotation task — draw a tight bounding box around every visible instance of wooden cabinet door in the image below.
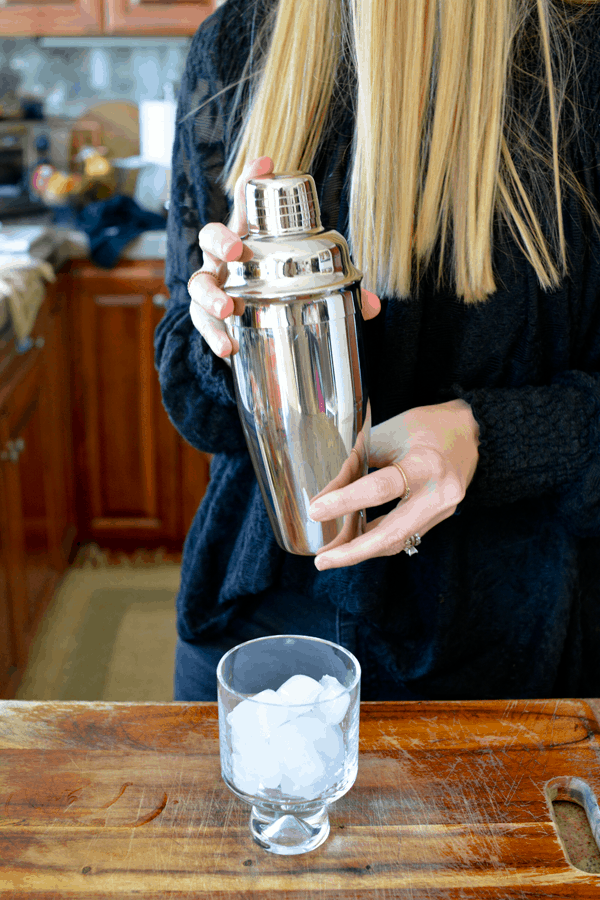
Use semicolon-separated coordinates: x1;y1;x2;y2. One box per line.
0;470;18;697
0;291;73;697
70;260;208;547
0;0;102;36
0;351;61;671
104;0;215;34
45;273;77;564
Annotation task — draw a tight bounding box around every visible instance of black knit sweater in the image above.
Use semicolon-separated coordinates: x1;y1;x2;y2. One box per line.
155;0;600;699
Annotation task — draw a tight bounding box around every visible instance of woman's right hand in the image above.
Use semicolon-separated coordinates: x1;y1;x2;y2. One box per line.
188;156;275;359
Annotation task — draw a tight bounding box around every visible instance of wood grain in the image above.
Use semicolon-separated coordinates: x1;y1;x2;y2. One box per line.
104;0;215;35
0;274;74;700
0;0;103;37
0;700;599;897
68;261;208;547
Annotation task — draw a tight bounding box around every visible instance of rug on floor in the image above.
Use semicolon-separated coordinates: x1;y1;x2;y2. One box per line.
16;564;180;701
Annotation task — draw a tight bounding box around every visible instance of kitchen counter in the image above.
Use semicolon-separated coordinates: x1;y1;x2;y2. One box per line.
1;699;600;897
0;218;167;346
0;211;167;267
53;226;167;266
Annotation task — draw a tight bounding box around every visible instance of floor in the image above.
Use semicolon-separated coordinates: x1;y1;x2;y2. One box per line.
16;544;181;702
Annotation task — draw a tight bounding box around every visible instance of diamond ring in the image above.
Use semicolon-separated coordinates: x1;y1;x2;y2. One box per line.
403;533;421;556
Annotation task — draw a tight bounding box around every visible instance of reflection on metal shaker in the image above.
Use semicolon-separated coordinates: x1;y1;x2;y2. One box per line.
224;173;370;555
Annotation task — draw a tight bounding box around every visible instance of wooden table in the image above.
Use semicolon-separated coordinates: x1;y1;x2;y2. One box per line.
0;700;599;897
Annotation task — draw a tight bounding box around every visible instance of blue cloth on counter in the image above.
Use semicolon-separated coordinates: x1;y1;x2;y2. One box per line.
155;0;600;700
54;195;166;268
77;195;166;267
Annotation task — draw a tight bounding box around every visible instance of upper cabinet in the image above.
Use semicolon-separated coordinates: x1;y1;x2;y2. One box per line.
0;0;103;35
105;0;215;35
0;0;215;36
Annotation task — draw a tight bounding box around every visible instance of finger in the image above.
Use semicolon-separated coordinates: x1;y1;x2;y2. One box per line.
192;155;274;292
189;297;238;358
308;463;409;522
360;288;381;321
188;270;245;320
198;222;253;268
309;449;363;506
229;156;275;235
314;503;450;571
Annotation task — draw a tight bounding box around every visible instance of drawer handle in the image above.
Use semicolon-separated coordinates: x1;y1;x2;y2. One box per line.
1;438;25;463
152;293;168;308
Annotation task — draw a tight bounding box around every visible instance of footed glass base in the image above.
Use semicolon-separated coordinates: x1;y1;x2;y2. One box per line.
250;804;330;855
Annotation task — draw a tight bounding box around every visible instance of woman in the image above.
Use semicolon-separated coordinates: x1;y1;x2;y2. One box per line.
155;0;600;701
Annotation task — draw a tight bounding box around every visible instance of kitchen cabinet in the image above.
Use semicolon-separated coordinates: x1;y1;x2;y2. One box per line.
0;274;75;699
105;0;215;35
0;0;215;36
0;0;103;36
68;258;209;548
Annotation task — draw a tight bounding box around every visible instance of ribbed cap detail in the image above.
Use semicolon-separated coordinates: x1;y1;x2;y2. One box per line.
246;173;322;236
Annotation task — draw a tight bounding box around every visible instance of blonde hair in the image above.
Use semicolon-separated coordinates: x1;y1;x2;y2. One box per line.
223;0;599;303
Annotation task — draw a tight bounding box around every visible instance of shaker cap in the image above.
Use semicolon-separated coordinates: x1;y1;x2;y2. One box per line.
246;173;322;236
225;170;362;301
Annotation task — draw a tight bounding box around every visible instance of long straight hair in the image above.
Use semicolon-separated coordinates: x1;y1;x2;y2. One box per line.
223;0;599;303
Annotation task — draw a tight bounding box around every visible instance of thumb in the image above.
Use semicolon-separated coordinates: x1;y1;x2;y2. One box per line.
228;156;275;236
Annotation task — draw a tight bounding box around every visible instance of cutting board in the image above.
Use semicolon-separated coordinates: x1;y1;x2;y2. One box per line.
0;700;599;897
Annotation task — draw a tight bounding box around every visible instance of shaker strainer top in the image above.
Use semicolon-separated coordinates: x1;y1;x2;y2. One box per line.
246;173;322;236
225;172;362;301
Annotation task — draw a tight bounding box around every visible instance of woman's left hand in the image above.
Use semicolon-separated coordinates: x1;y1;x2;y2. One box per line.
309;399;480;570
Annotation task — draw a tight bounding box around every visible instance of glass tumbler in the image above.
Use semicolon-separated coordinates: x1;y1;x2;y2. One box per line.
217;634;361;855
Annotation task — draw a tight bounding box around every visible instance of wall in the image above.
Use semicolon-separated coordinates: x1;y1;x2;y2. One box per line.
0;38;190;119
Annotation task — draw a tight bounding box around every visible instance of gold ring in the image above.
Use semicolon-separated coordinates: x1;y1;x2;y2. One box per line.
391;461;411;502
187;269;211;293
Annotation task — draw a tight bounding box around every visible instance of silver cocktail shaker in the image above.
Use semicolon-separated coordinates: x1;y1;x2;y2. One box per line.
224;173;370;556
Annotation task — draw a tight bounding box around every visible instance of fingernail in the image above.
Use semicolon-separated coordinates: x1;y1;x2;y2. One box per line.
314;555;329;571
213;336;230;357
223;239;242;261
308;502;326;521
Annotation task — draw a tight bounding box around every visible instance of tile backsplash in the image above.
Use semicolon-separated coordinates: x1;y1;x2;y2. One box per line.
0;38;191;119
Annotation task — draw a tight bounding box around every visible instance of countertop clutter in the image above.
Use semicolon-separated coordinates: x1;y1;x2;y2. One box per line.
0;220;166;344
0;253;55;345
0;220;167;266
52;224;167;267
0;699;599;897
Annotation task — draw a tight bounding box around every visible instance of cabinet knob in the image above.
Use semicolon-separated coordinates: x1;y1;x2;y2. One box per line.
1;438;25;463
152;294;168;308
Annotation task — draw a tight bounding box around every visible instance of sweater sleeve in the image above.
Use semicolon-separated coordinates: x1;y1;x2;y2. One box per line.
456;15;600;536
455;370;600;534
153;8;247;455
